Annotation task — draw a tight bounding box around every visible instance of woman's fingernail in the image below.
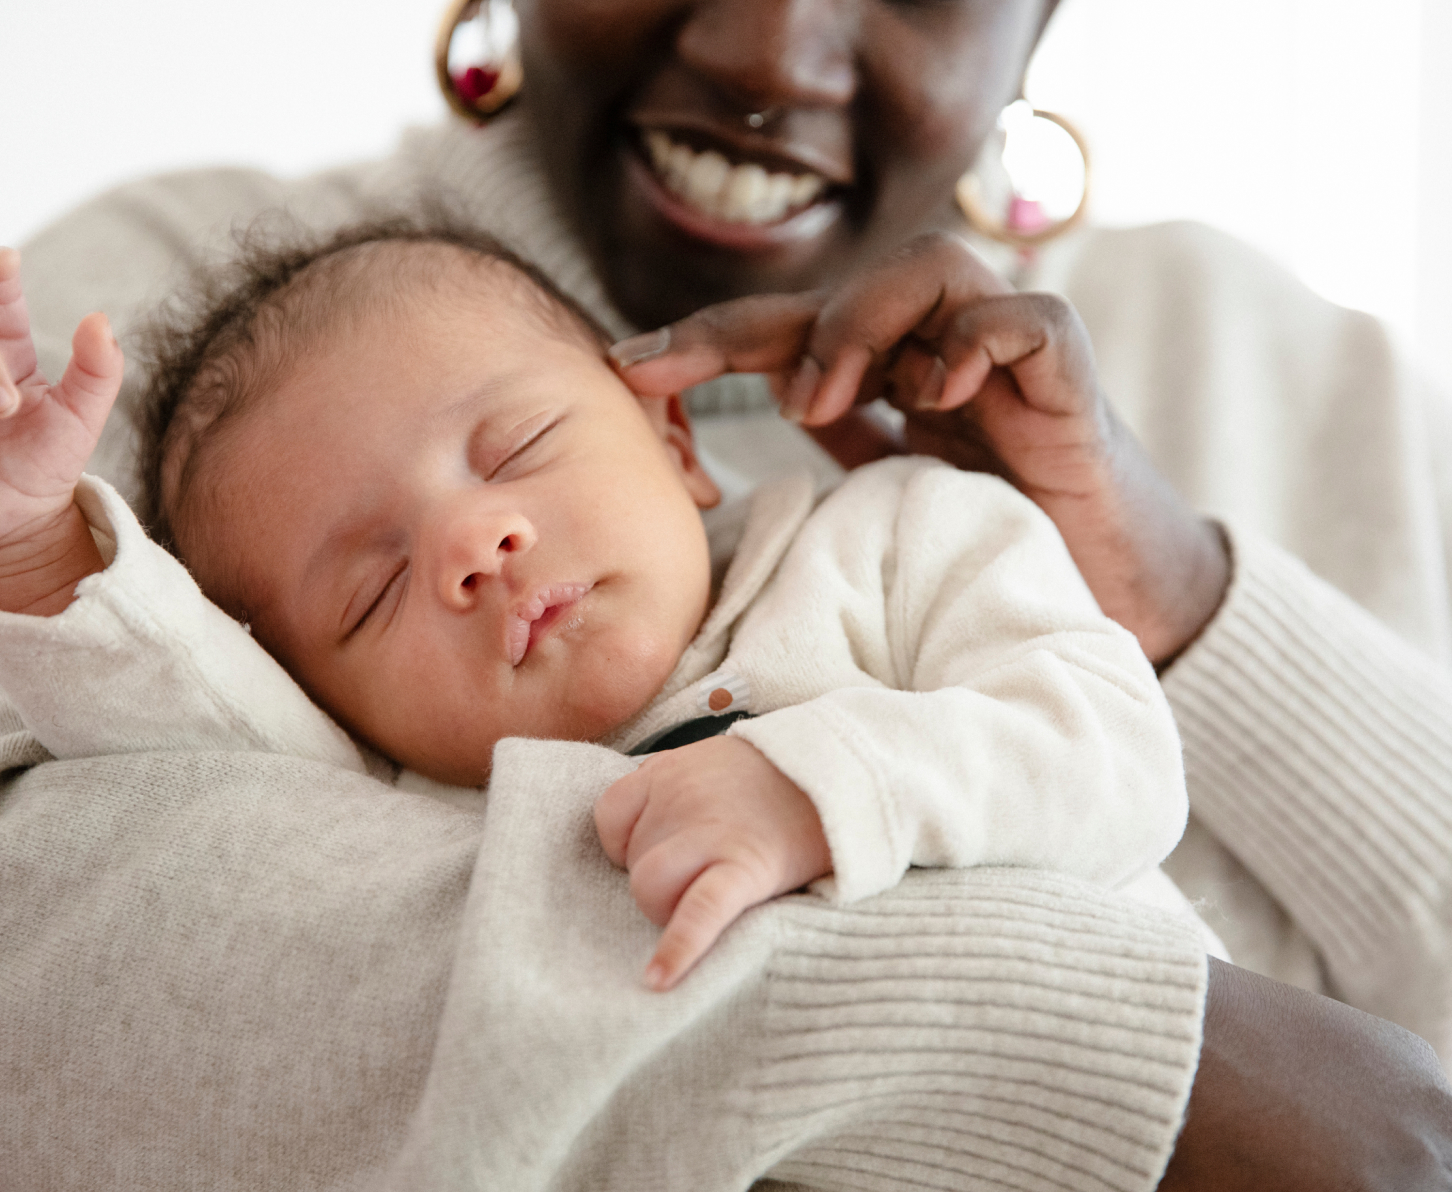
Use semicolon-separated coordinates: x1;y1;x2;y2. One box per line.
644;961;668;990
912;356;949;410
609;328;671;368
782;357;822;423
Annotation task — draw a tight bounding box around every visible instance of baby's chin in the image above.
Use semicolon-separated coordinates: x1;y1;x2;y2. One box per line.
379;660;683;789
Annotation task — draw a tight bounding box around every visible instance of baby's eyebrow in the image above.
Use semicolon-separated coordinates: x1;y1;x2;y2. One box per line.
425;372;523;429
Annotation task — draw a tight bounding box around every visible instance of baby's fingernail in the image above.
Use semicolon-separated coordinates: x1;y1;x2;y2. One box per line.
644;961;669;990
609;328;671;368
782;357;822;423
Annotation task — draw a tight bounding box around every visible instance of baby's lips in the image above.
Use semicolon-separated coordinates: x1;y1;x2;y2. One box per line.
506;582;593;666
506;613;532;667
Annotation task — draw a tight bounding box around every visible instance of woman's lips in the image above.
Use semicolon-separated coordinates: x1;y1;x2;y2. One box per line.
506;582;592;667
624;132;842;248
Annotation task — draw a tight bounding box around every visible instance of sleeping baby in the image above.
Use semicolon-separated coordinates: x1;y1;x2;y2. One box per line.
0;221;1205;990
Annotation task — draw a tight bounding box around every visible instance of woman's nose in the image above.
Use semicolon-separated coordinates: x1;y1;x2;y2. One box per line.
676;0;856;111
431;502;538;611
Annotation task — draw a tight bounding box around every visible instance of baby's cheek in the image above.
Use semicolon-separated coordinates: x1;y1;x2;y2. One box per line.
556;628;682;741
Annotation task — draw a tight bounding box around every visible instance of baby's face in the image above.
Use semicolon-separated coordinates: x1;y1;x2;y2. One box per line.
198;264;719;785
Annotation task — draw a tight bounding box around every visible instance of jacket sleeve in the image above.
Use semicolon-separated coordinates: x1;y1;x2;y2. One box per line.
0;474;363;771
731;460;1187;904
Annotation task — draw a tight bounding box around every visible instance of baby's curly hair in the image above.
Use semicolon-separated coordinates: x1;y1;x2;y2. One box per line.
134;212;610;571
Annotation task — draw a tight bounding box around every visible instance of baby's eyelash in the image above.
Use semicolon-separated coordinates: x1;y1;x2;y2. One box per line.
345;564;408;639
486;416;562;480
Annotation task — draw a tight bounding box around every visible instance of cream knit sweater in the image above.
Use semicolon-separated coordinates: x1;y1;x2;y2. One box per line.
3;110;1450;1190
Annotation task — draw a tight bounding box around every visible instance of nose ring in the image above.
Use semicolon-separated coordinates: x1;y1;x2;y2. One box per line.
744;109;778;130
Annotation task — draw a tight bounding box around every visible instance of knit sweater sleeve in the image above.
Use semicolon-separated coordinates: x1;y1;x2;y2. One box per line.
385;736;1208;1192
730;459;1187;904
1162;526;1452;1059
0;475;363;771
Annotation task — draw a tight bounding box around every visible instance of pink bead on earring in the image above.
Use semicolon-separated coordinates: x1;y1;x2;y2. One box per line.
436;0;523;122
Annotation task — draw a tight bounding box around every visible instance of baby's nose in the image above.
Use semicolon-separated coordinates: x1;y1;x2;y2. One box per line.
436;507;538;610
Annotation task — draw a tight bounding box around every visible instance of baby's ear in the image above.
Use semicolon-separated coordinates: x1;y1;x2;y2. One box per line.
641;393;721;509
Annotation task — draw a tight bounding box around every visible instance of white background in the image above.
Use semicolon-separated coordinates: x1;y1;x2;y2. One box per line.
3;0;1449;388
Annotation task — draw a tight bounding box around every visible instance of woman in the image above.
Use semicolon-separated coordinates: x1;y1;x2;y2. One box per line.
4;1;1450;1188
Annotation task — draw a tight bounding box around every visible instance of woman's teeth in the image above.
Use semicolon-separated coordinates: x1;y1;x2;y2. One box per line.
643;130;826;226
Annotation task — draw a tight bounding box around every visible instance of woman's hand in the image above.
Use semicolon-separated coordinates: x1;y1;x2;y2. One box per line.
0;248;123;616
610;233;1229;666
595;737;832;992
1162;958;1452;1191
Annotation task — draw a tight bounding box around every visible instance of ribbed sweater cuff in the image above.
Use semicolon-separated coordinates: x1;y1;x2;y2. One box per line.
757;869;1207;1192
1162;527;1452;1043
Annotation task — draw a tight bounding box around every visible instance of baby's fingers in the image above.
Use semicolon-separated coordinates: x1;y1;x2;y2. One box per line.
56;313;124;439
0;248;41;391
645;859;763;991
0;355;19;418
595;764;651;868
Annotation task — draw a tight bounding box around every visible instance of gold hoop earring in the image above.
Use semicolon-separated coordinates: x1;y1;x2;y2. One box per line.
957;101;1091;249
436;0;523;122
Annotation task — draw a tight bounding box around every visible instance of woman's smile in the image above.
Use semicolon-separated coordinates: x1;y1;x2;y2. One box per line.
521;0;1048;327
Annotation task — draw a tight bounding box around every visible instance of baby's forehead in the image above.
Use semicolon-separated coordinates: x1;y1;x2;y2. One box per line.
335;240;609;358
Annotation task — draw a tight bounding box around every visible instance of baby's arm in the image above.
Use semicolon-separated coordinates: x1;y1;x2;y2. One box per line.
0;248;119;614
730;457;1186;903
595;467;1184;995
0;250;360;770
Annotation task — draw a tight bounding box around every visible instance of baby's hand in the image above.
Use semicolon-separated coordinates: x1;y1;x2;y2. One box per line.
595;737;830;991
0;248;124;615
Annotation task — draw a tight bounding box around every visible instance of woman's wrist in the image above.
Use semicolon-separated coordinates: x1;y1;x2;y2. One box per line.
1040;422;1231;668
1147;518;1231;671
0;499;105;616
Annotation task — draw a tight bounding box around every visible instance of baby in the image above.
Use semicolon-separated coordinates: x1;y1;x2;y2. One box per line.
0;222;1195;990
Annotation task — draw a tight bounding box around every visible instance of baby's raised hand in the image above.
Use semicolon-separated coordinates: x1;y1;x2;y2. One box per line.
0;248;124;615
595;737;831;991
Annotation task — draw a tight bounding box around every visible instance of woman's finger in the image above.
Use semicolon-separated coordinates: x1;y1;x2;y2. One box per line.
609;291;823;397
645;859;763;991
793;232;1013;426
0;248;43;392
933;293;1099;417
804;405;906;471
